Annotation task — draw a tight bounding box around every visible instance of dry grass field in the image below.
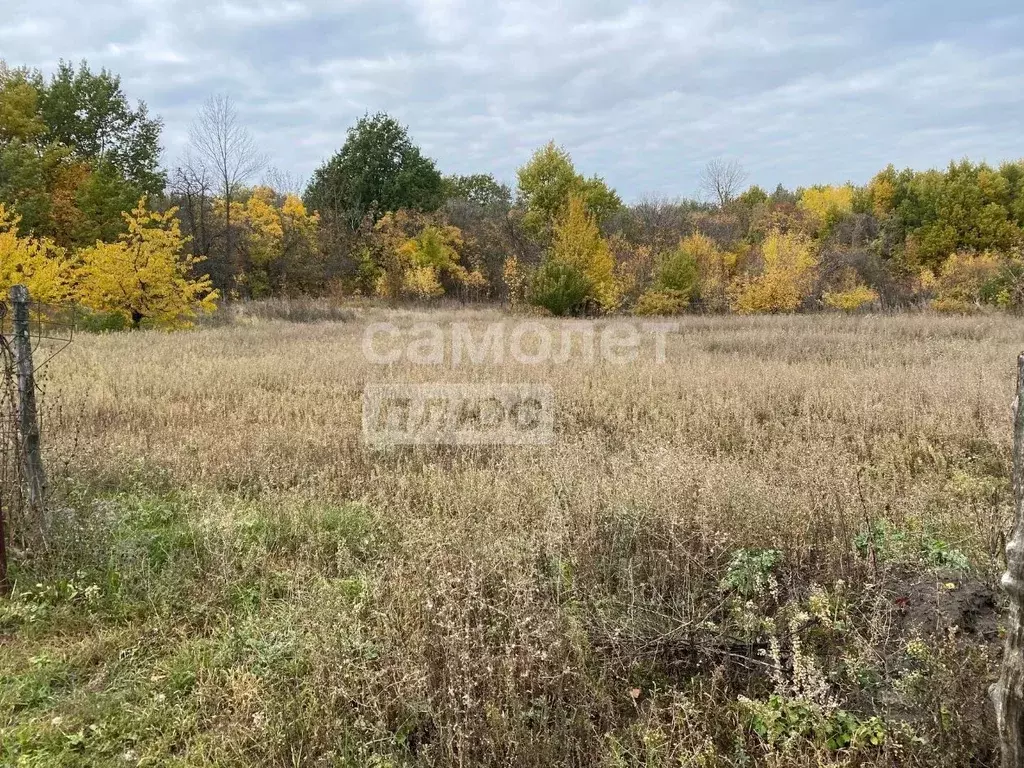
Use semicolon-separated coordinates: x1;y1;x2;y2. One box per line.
2;304;1022;766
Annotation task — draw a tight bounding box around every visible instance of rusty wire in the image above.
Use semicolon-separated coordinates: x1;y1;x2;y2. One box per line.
0;297;75;594
0;300;76;373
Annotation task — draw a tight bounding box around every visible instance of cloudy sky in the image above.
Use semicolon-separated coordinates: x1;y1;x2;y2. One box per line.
2;0;1022;200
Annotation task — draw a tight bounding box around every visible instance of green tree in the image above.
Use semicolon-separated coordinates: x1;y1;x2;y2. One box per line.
39;60;165;195
0;63;46;144
304;112;444;230
655;242;699;296
516;141;620;238
74;160;152;245
999;161;1024;227
443;173;511;208
736;185;769;208
0;64;53;234
0;140;53;234
871;160;1023;270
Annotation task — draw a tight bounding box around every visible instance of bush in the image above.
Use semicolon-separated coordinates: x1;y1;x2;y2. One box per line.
929;251;1002;311
632;288;689;316
656;244;699;295
731;229;818;313
76;309;131;332
822;284;878;311
529;258;591;316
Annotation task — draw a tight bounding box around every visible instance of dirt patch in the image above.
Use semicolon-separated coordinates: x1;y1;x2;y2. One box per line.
891;570;1001;644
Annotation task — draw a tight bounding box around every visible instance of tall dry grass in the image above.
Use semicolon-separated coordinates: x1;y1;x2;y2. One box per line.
2;306;1020;766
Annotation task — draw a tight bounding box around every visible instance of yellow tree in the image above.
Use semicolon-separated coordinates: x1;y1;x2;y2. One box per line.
798;184;855;236
230;188;321;297
549;193;618;310
277;194;321;293
371;211;469;301
370;211;418;300
234;186;283;297
77;198;218;328
0;204;72;303
0;64;45;144
866;167;897;217
395;223;466;299
677;231;741;312
730;229;818;313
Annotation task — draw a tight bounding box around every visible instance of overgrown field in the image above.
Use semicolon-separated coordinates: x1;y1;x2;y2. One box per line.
2;306;1021;766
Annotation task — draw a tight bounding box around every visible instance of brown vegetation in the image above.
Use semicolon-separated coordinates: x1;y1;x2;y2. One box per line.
0;306;1017;765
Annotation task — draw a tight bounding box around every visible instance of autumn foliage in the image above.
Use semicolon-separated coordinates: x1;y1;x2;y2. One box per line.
77;200;217;328
5;57;1024;323
0;205;72;303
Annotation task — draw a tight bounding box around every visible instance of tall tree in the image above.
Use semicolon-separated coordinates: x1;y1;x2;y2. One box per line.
0;64;56;235
303;112;444;230
699;158;747;207
547;193;618;310
0;63;45;145
516;141;620;238
39;60;164;195
188;95;266;281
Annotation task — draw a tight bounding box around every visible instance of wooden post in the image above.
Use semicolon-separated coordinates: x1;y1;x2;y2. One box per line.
10;285;45;516
994;352;1024;767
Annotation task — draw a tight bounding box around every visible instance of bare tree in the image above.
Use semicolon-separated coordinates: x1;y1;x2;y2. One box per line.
170;149;213;258
263;166;305;198
699;159;748;208
188;95;266;274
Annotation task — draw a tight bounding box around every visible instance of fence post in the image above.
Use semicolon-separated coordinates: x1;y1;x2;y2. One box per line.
994;352;1024;767
10;285;45;517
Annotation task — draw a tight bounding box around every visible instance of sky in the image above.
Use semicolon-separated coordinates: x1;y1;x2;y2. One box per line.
1;0;1022;201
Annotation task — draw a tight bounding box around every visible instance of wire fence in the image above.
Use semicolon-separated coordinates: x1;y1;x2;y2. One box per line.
0;289;74;594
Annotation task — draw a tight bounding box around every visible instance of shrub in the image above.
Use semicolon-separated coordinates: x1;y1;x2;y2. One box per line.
721;548;782;599
632;288;689;316
502;255;527;308
655;244;699;296
75;309;132;332
929;251;1002;312
529;258;591;316
730;229;818;313
822;284;878;311
741;694;887;753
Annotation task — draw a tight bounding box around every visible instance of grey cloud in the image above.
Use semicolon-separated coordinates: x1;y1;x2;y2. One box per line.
2;0;1022;199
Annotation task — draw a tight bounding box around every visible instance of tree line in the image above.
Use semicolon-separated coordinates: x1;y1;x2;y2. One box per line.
3;59;1024;327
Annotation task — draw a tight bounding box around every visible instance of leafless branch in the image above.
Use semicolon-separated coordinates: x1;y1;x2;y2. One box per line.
699;159;748;207
188;94;266;197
